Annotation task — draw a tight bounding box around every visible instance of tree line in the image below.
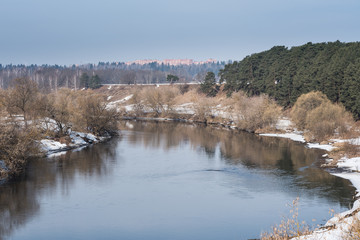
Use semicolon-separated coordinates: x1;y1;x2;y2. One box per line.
0;61;226;91
218;41;360;119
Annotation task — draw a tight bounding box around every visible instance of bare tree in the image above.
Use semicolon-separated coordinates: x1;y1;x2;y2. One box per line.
73;91;120;135
38;89;74;136
5;78;39;128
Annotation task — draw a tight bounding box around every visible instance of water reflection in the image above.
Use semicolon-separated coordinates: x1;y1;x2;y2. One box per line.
0;140;117;240
120;121;355;206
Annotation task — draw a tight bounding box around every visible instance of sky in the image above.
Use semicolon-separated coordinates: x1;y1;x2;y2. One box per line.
0;0;359;65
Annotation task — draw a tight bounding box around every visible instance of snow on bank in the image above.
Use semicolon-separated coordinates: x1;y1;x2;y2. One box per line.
40;131;102;156
275;118;293;131
107;94;133;110
260;133;306;143
297;156;360;239
307;143;335;151
297;175;360;240
40;139;69;152
336;157;360;173
174;103;195;115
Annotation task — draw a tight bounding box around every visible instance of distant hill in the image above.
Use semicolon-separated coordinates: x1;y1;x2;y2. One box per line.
0;60;226;91
219;41;360;119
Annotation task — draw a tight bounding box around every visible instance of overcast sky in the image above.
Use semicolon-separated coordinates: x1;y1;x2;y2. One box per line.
0;0;359;65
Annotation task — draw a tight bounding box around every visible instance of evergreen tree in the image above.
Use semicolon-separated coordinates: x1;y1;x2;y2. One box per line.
89;75;101;89
80;73;89;89
219;41;360;118
166;74;179;84
200;72;219;97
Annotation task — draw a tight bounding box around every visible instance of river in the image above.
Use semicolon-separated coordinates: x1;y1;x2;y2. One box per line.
0;121;355;239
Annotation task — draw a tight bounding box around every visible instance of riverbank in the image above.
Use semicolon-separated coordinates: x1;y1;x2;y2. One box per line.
0;125;113;182
260;130;360;239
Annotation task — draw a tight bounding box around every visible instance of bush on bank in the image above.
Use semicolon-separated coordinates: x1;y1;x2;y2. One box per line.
291;91;353;142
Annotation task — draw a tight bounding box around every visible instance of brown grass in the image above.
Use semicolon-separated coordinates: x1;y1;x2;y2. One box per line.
261;198;311;240
329;142;360;162
345;215;360;240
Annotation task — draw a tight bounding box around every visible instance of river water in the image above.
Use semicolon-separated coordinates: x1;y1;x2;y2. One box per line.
0;121;355;240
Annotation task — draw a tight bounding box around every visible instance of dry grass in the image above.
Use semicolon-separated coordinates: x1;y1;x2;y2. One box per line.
129;90;146;116
344;215;360;240
261;198;311;240
329;142;360;162
173;88;201;105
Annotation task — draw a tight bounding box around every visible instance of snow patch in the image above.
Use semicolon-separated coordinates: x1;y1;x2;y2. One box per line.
174;103;195;114
40;139;68;152
306;143;335;151
275;118;292;131
107;94;134;109
70;131;98;143
259;133;306;143
337;157;360;173
40;131;101;156
125;122;134;129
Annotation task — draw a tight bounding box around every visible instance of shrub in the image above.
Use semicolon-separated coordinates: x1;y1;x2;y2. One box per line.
291;91;330;130
305;102;352;141
291;91;354;142
233;92;282;132
144;88;163;115
142;87;180;116
130;90;145;116
192;96;214;122
72;90;120;135
0;123;41;179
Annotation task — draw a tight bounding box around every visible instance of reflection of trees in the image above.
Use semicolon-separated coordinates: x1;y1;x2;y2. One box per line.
0;182;39;240
121;121;356;206
0;140;117;240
